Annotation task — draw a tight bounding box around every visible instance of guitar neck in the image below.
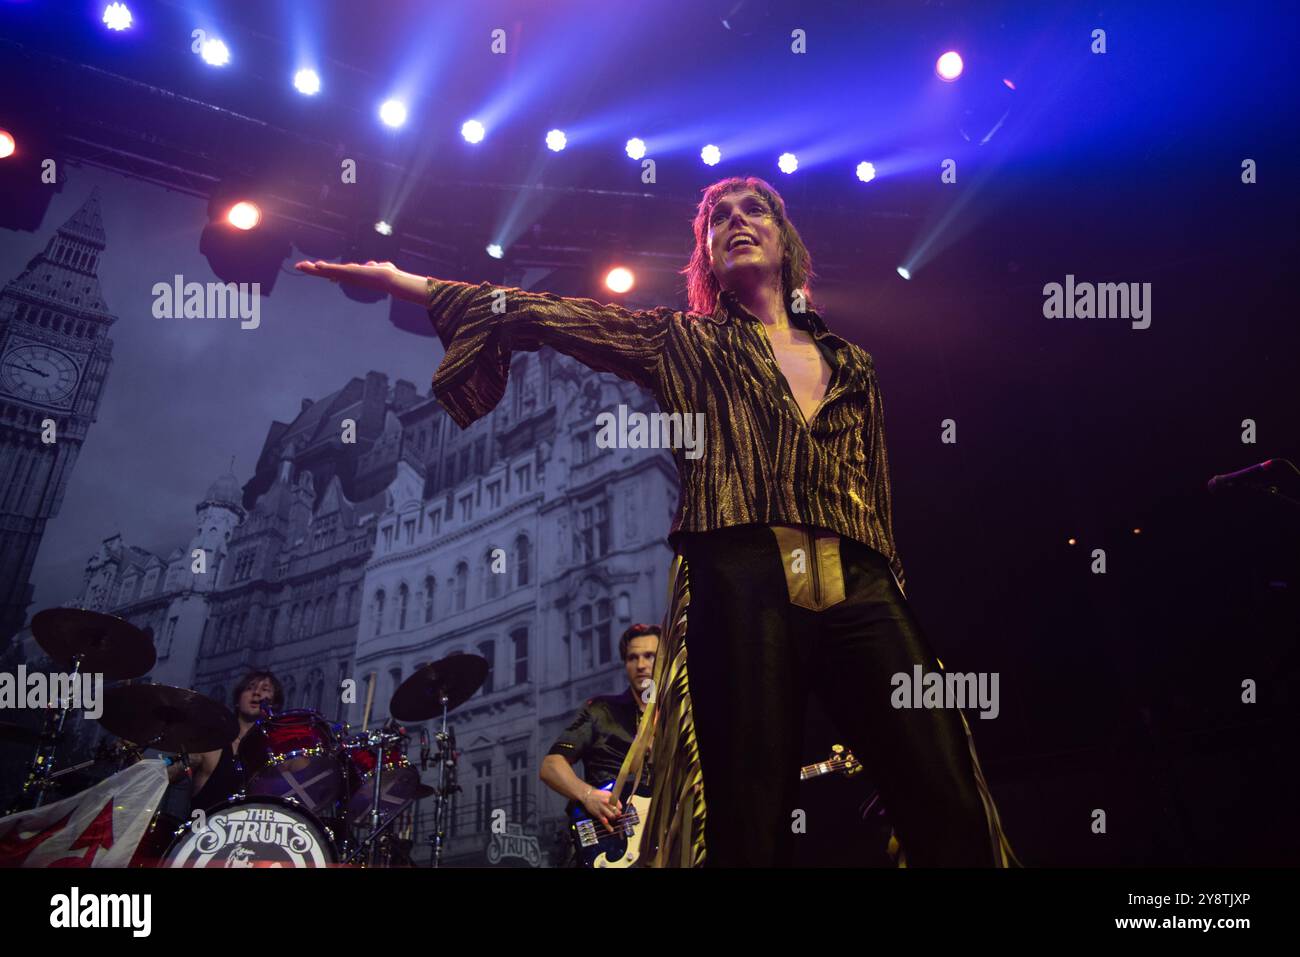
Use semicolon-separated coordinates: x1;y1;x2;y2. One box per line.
800;760;838;780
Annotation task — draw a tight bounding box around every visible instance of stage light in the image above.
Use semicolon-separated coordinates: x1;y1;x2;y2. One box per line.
379;99;408;128
374;221;393;236
856;161;877;183
294;69;321;96
1067;537;1077;546
896;266;911;281
226;201;261;231
201;191;288;294
936;51;964;81
546;129;567;152
102;3;132;31
777;152;798;174
625;138;646;160
0;120;59;230
605;267;634;294
486;243;504;260
201;38;231;67
701;144;721;166
462;119;485;144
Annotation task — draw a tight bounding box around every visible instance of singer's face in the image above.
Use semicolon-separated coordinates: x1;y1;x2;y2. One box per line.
706;188;782;293
237;677;276;721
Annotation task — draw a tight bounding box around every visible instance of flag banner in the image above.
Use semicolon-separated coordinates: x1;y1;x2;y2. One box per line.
0;760;170;868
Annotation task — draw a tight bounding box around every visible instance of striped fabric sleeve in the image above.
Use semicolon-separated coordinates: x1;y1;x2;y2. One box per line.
866;365;907;594
427;277;676;429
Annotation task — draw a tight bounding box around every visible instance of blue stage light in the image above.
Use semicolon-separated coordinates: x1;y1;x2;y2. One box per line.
201;37;231;67
102;3;132;31
379;99;408;128
294;69;321;96
936;51;964;81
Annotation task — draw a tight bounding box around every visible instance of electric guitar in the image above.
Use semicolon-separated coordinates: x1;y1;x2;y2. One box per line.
569;744;861;868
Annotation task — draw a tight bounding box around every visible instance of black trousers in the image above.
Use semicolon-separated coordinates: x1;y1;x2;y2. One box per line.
678;524;1012;867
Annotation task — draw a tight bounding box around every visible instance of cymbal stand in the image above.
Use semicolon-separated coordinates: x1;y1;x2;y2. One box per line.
426;691;460;868
20;652;83;809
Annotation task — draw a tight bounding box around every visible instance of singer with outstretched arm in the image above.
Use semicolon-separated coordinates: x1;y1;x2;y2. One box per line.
296;176;1018;867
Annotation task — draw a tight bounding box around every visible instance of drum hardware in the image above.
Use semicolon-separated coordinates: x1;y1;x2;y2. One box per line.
14;609;156;810
390;654;486;867
424;703;461;868
338;722;419;866
38;738;142;785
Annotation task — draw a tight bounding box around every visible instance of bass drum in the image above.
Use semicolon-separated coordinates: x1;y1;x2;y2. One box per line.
129;811;186;867
161;796;337;868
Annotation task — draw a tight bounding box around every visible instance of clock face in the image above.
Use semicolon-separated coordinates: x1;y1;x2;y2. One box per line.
1;343;82;407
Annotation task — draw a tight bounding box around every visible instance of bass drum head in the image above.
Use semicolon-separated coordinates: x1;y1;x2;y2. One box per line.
162;797;336;868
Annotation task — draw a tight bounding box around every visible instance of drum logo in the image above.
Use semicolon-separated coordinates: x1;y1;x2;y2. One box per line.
169;805;328;867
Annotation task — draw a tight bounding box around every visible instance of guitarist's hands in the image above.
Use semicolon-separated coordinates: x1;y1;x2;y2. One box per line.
582;788;623;834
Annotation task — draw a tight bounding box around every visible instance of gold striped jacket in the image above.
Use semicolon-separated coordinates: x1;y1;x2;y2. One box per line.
426;277;907;591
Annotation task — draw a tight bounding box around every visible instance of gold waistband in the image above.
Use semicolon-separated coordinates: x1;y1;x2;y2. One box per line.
767;524;847;611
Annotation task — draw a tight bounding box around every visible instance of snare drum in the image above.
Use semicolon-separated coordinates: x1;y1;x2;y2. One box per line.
161;795;336;867
239;710;346;813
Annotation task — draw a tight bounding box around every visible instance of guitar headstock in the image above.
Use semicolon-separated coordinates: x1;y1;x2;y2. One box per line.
829;743;863;777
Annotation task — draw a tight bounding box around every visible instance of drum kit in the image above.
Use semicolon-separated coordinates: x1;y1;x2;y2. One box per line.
3;607;490;868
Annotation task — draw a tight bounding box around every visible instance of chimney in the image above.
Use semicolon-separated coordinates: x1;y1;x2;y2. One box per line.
394;379;418;409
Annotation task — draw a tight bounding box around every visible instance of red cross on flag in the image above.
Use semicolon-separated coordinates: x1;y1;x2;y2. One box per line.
0;759;170;867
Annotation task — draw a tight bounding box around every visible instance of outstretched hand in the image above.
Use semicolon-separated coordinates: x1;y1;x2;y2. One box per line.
295;259;398;290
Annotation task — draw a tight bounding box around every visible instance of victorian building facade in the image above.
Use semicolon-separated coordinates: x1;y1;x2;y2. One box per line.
353;347;677;866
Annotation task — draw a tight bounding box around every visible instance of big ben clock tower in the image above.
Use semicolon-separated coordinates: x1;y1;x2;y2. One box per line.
0;188;116;645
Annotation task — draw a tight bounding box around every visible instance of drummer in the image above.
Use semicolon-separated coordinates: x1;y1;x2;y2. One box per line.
188;670;284;813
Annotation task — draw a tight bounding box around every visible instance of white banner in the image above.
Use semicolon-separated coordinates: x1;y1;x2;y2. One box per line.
0;759;170;867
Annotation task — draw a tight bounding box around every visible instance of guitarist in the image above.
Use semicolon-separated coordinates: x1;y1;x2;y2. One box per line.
540;624;659;842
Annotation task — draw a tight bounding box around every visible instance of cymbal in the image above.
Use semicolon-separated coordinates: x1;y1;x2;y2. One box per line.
0;721;41;747
413;783;436;800
30;608;156;680
390;654;488;722
97;684;236;754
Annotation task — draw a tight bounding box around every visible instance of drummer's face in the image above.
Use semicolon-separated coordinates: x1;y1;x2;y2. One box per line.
237;678;276;719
